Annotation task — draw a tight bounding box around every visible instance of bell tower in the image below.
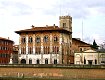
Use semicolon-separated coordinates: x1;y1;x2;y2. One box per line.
59;15;72;32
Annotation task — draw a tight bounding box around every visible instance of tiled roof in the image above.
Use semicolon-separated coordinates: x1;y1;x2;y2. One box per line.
0;37;14;42
15;25;71;34
72;38;92;46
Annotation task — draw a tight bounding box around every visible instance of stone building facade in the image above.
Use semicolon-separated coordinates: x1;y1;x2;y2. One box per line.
74;49;105;65
15;15;72;64
74;50;98;65
72;38;94;53
13;45;19;64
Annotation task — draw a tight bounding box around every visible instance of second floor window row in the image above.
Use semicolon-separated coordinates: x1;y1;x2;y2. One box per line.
21;36;59;43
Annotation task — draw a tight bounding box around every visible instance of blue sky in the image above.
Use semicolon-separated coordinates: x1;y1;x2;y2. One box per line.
0;0;105;45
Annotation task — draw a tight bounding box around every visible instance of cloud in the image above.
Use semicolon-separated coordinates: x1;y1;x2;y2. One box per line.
83;34;105;45
42;0;105;19
0;0;105;45
0;0;32;16
1;0;105;18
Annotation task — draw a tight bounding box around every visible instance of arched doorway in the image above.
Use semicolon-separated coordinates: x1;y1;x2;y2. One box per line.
45;58;48;64
29;59;32;64
21;59;26;64
36;59;40;64
54;59;57;64
95;59;97;64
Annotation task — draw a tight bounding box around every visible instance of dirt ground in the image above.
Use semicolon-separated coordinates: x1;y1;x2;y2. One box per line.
0;68;105;79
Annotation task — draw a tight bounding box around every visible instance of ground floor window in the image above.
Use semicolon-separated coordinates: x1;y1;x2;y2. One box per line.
29;59;32;64
36;59;40;64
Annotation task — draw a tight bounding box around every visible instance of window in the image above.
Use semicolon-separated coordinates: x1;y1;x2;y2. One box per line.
28;37;33;43
100;54;105;64
54;36;58;42
36;59;40;64
21;37;26;43
63;23;66;27
21;47;26;54
80;48;82;52
84;48;86;51
44;46;50;54
28;47;33;54
35;47;41;54
43;36;48;42
29;59;32;64
36;37;40;43
84;57;86;64
53;46;59;54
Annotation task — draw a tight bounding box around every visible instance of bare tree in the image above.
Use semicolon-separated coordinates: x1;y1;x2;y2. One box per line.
99;41;105;52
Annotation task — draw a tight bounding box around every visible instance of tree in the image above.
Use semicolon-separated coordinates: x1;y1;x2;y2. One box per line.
92;40;98;49
99;41;105;52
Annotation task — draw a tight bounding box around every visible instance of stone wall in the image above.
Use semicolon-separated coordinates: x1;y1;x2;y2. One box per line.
0;67;105;79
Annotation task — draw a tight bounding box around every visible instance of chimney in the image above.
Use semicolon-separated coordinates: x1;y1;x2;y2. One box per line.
53;24;55;26
8;37;9;40
31;25;35;28
46;25;48;27
53;24;56;28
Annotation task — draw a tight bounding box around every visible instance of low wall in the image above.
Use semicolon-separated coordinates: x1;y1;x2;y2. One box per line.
0;64;105;79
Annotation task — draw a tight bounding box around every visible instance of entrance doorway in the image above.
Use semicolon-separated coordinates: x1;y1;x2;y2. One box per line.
45;58;48;64
54;59;57;64
88;60;93;65
21;59;26;64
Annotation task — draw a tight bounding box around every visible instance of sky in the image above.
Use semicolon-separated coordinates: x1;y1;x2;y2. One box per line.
0;0;105;45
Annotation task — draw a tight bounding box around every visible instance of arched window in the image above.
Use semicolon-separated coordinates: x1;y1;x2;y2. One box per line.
45;58;48;64
36;37;40;43
21;36;26;43
54;36;58;42
43;36;48;42
29;59;32;64
36;59;40;64
29;36;33;43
